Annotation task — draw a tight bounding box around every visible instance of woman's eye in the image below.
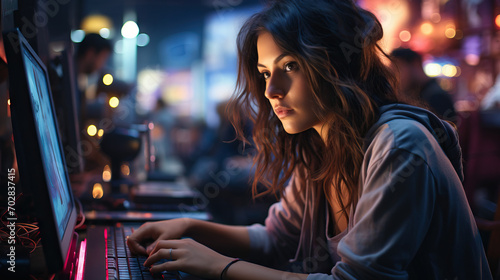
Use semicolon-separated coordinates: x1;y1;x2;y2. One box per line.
284;62;298;72
261;72;270;80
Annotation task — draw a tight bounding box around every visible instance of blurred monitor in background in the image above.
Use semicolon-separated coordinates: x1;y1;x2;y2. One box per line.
48;48;84;174
390;47;457;123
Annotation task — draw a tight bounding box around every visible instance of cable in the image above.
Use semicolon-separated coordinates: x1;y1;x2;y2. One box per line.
0;222;41;253
74;197;86;229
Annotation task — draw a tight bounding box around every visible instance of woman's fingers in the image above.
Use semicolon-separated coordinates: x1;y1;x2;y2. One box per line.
142;238;231;279
126;222;157;255
146;241;160;255
127;219;191;256
145;240;181;266
149;240;179;254
145;248;175;267
127;232;148;255
149;260;180;275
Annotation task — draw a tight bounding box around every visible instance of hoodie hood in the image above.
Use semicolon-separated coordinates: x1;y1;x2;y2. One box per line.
367;103;464;182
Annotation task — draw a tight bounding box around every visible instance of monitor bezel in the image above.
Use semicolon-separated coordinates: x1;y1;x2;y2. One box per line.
4;29;77;274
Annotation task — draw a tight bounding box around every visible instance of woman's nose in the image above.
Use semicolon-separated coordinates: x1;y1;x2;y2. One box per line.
264;73;286;100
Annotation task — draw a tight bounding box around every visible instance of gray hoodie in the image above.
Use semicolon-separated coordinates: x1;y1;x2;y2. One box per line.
247;104;492;279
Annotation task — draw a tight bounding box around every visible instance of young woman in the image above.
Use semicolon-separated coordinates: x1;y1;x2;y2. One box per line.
128;0;492;279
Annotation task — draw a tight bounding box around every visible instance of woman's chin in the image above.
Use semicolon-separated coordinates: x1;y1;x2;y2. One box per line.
282;124;306;135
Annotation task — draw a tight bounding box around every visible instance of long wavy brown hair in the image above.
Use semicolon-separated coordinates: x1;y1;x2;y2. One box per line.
228;0;398;223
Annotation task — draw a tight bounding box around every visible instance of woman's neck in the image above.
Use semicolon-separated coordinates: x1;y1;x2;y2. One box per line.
314;122;328;143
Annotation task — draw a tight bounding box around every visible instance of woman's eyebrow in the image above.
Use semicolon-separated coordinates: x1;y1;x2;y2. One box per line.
257;53;289;68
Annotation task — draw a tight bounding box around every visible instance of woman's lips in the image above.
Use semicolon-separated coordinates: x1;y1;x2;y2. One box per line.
274;106;294;118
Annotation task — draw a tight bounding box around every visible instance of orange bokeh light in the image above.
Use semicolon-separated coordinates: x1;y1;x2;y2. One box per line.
399;30;411;42
421;22;434;35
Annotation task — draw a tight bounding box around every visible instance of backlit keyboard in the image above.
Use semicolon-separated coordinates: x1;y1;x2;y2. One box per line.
105;224;182;280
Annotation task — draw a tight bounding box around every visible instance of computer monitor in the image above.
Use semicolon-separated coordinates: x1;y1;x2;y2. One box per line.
4;29;77;273
48;47;84;174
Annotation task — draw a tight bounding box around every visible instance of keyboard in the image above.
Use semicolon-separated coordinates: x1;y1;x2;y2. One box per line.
105;224;182;280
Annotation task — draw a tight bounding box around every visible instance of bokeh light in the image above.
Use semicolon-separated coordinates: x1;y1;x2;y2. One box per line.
421;22;434;35
121;164;130;176
87;125;97;136
109;97;120;108
81;14;113;34
71;30;85;43
445;28;456;39
424;63;442;77
99;28;111;38
430;13;441;23
92;183;104;199
442;64;457;77
439;79;453;91
399;30;411;42
137;33;150;47
102;165;111;182
103;74;114;86
465;54;480;66
121;21;139;39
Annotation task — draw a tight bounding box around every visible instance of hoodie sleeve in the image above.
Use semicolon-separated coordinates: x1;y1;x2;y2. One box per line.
246;173;307;268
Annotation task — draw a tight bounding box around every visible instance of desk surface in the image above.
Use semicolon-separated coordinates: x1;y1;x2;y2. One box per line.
84;210;211;222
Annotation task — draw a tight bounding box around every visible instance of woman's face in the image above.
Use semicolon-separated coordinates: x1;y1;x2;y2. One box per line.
257;31;323;135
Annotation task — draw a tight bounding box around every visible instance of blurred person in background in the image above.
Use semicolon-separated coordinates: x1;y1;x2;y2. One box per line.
391;47;457;123
76;33;112;86
75;33;112;120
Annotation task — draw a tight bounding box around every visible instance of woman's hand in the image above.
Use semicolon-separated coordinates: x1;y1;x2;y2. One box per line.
144;239;232;279
127;218;192;255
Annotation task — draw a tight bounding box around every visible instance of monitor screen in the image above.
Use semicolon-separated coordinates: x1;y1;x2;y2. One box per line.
5;29;77;274
22;47;72;238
